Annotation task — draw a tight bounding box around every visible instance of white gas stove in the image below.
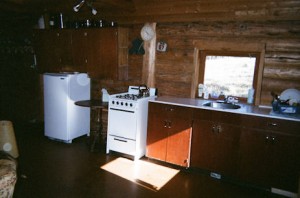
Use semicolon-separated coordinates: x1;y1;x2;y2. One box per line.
106;86;157;160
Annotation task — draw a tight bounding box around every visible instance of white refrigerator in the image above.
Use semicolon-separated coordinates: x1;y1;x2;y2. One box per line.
43;73;90;143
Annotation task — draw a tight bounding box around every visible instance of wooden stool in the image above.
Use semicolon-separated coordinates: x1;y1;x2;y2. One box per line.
75;100;108;152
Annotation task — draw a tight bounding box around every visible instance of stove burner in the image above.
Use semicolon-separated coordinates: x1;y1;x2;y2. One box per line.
115;94;146;101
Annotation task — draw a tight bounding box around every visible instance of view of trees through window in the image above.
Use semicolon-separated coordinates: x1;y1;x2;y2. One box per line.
203;56;256;98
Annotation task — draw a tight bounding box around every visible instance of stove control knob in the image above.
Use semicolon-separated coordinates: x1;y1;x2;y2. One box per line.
125;103;128;106
130;103;133;107
116;101;119;105
112;101;115;104
121;102;123;106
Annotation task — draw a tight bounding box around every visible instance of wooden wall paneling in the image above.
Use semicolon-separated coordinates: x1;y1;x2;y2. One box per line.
154;21;300;105
117;27;129;80
157;21;300;42
155;81;192;97
90;28;118;79
191;48;200;98
113;0;300;23
128;55;143;80
260;38;300;105
127;25;144;81
266;40;300;52
2;0;300;25
154;24;195;97
33;21;299;108
263;65;300;80
92;25;144;101
142;23;157;87
255;46;266;106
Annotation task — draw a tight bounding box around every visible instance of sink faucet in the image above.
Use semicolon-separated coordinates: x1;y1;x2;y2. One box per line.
224;96;239;104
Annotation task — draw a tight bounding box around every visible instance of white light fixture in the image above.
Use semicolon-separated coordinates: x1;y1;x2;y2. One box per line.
87;1;97;15
73;0;85;12
73;0;97;15
91;8;97;15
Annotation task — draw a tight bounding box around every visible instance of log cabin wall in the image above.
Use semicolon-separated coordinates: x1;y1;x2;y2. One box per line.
92;20;300;107
1;0;299;123
91;24;144;99
153;21;300;106
88;0;300;106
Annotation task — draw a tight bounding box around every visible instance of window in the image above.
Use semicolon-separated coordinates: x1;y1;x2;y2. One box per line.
202;53;258;99
192;40;265;105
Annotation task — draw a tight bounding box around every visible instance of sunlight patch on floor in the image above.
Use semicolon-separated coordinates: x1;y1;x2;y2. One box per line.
100;157;180;191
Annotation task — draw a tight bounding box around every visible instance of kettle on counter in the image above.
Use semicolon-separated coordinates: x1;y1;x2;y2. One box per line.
138;85;150;97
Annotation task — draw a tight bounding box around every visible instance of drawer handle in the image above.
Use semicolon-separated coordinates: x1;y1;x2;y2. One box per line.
265;135;276;143
164;120;172;128
114;138;127;143
271;136;276;143
164;120;168;128
168;121;172;128
165;107;174;112
212;125;221;133
268;123;278;127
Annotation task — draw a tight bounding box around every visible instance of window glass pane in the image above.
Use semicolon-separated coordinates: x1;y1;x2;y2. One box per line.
204;56;256;98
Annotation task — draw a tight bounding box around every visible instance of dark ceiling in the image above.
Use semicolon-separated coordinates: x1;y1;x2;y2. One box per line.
0;0;136;25
1;0;299;26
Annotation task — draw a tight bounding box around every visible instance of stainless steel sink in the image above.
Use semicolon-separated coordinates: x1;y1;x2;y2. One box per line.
202;101;241;109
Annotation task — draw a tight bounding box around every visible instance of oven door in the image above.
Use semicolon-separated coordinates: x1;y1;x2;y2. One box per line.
108;108;137;140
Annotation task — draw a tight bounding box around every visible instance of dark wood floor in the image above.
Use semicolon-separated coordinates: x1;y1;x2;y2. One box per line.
12;123;285;198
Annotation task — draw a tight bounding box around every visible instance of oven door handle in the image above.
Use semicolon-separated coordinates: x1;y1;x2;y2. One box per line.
109;108;135;113
114;138;128;143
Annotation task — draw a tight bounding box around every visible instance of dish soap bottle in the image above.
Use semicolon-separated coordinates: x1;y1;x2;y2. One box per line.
247;88;255;104
198;84;204;98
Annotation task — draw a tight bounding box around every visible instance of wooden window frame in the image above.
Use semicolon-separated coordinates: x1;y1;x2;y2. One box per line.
191;40;265;106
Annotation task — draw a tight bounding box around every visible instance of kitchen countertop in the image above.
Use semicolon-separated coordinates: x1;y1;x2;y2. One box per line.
149;96;300;122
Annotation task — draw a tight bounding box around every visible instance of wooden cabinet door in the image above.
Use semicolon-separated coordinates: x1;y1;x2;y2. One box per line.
71;30;88;72
34;30;73;73
239;128;300;192
34;28;119;77
238;128;271;186
269;132;300;192
146;113;168;161
87;28;118;79
191;109;241;176
34;30;60;72
146;103;168;161
166;116;192;167
146;102;192;167
56;30;73;70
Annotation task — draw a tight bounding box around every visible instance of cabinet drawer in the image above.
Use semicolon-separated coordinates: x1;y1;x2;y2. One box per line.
107;135;136;156
149;102;193;119
193;108;241;125
241;115;300;134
